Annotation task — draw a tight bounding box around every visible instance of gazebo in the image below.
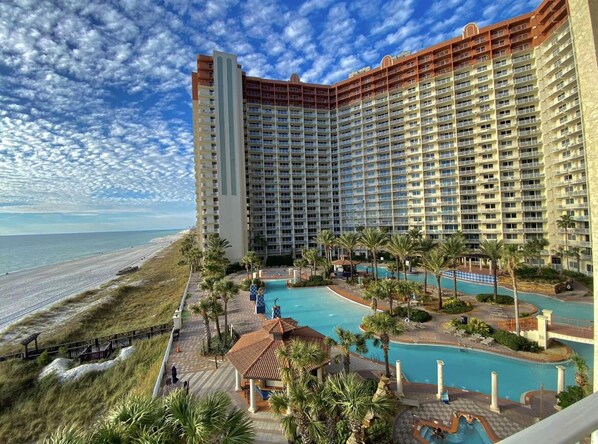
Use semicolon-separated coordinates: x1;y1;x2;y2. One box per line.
226;317;330;412
330;258;360;277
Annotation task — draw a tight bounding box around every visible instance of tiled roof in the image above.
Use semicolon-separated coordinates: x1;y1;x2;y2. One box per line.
226;317;329;380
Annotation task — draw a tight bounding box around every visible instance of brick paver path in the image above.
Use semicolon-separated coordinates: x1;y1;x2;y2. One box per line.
164;271;286;444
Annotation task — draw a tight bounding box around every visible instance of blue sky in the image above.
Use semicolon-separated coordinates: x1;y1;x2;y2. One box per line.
0;0;541;235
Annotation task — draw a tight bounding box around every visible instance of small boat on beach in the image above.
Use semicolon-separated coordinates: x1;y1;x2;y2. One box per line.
116;266;139;276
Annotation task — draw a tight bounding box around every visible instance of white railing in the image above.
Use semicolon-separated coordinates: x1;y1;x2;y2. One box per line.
152;269;193;398
499;391;598;443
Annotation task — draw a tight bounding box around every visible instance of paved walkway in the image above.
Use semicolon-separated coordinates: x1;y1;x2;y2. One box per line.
164;271;286;444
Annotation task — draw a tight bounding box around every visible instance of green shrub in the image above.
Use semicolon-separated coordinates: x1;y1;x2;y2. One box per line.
475;293;514;305
493;330;540;352
239;278;251;291
393;306;432;322
225;262;243;275
476;294;493;303
465;318;493;336
556;385;584;408
36;351;51;367
291;275;332;287
516;266;563;284
440;298;472;314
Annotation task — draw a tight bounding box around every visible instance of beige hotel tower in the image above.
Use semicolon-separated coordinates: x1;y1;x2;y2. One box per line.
192;0;597;281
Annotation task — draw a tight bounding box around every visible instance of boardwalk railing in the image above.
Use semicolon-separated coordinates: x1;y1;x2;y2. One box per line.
152;269;193;398
0;322;173;362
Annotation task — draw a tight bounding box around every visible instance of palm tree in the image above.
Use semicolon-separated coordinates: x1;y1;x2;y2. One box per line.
363;281;383;312
527;237;549;274
271;340;328;444
442;233;468;299
478;239;504;302
407;227;423;242
49;391;255;443
206;233;232;252
209;300;225;345
386;262;398;279
336;232;361;281
385;233;415;281
362;312;404;378
396;279;418;319
315;229;336;263
301;248;320;277
502;244;524;336
190;299;213;352
325;326;369;373
567;246;581;273
359;228;388;281
213;279;239;344
557;214;576;270
187;247;203;273
240;251;260;279
377;279;400;314
421;247;450;310
571;353;590;395
324;373;396;444
417;237;436;295
294;258;308;281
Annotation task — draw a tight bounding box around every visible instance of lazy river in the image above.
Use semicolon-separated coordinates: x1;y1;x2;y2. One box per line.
263;279;593;402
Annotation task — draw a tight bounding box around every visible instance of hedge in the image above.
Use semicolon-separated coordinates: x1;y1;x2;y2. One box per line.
440;298;472;314
292;275;332;287
493;330;540;352
476;294;514;305
393;307;432;323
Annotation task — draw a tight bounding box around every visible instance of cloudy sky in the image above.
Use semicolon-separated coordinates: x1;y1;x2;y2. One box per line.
0;0;541;235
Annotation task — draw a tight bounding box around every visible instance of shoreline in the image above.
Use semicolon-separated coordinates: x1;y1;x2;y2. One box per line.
0;232;184;332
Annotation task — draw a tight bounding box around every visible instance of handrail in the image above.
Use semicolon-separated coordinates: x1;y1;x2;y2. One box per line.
152;268;193;398
499;391;598;443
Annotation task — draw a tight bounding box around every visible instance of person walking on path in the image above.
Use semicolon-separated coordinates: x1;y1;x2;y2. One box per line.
171;364;178;384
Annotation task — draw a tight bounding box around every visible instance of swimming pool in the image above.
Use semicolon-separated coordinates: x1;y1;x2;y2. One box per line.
419;418;493;444
263;280;585;401
357;265;593;321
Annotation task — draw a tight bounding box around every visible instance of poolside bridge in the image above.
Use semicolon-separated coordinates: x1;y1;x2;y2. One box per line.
497;310;593;347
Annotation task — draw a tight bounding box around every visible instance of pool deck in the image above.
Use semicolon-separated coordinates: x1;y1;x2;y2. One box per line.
165;268;565;443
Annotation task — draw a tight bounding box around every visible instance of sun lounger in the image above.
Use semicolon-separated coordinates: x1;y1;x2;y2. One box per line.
468;334;482;342
454;330;467;338
481;337;495;346
401;398;420;408
444;326;456;335
414;322;426;330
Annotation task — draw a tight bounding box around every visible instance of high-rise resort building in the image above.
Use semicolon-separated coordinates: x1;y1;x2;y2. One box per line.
192;0;598;271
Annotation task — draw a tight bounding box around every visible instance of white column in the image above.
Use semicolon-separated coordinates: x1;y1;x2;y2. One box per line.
490;371;500;413
396;360;404;397
258;269;263;278
235;369;242;392
293;269;299;284
248;379;257;413
536;315;548;349
436;360;444;399
557;365;566;394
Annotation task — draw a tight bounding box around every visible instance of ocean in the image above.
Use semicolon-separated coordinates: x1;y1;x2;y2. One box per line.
0;229;182;275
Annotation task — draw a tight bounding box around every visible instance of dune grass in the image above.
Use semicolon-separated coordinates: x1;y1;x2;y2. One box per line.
0;335;168;443
0;237;189;442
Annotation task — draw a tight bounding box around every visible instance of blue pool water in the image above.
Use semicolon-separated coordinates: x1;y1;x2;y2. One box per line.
264;280;589;401
420;418;493;443
357;265;593;321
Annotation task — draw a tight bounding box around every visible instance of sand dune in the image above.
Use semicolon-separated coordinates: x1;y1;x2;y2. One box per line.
0;233;182;331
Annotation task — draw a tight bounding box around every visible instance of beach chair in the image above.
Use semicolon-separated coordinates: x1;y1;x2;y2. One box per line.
441;391;450;404
481;337;495;346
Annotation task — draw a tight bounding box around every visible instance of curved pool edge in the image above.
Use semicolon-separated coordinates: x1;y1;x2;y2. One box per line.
326;283;574;367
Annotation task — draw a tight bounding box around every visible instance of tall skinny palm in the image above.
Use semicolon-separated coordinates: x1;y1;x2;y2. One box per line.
557;214;576;271
294;258;308;281
213;279;239;344
359;228;388;281
315;229;336;263
478;239;504;302
417;237;436;295
442;233;468;299
302;248;319;277
421;247;450;310
190;298;213;352
385;233;415;281
325;326;369;373
362;312;404;378
335;232;361;280
502;244;524;336
396;279;417;319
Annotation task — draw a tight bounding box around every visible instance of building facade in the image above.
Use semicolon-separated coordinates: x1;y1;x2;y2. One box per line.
192;0;594;273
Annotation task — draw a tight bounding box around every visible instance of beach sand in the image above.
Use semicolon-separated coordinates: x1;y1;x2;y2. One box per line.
0;232;183;331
